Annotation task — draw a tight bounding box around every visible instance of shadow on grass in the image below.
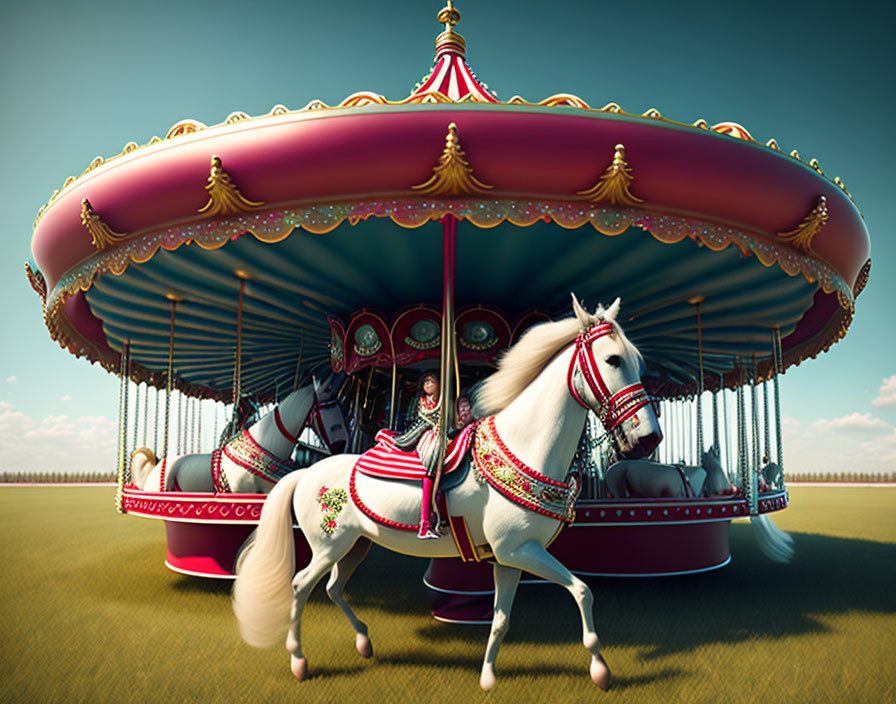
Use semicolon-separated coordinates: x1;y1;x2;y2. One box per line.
60;520;895;666
405;525;896;659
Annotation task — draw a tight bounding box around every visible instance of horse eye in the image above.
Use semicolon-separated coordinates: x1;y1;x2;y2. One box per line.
606;355;623;369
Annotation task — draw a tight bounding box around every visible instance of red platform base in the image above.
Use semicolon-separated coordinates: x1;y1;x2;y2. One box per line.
164;521;311;578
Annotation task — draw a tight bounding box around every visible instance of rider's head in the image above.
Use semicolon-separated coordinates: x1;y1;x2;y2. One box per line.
419;371;439;398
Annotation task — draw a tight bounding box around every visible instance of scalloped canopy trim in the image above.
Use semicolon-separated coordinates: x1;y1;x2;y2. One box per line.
39;197;854;397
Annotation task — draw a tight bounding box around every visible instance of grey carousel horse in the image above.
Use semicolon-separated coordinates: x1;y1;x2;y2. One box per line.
605;447;794;562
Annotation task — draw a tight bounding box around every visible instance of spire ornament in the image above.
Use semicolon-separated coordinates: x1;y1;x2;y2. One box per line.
81;198;126;250
198;155;264;216
412;122;493;197
777;196;828;255
577;143;644;207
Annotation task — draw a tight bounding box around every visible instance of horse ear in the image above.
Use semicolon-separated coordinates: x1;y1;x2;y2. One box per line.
571;293;592;329
603;297;621;322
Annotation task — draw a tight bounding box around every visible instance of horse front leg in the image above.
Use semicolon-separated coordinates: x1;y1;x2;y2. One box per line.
495;539;611;690
480;563;521;690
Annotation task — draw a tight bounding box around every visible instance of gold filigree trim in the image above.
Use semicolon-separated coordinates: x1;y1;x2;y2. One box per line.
198;155;265;216
853;258;871;297
577;143;643;207
81;199;126;250
31;91;862;230
41;198;858;398
166;119;207;139
412;122;493;196
778;196;828;255
24;262;47;311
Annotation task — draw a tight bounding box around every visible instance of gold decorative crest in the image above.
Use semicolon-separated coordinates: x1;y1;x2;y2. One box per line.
412;122;493;197
24;262;47;311
81;198;125;250
853;258;871;297
778;196;828;255
577;143;644;207
198;155;265;217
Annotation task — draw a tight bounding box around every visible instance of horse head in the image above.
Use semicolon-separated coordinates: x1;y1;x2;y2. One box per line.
569;294;662;459
311;372;348;453
312;371;344;402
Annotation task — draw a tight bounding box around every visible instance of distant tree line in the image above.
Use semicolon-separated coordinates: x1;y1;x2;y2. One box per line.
0;471;117;483
786;471;895;483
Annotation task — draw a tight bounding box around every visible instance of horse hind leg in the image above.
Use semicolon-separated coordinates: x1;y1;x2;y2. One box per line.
325;538;374;658
479;563;522;690
286;532;360;680
493;539;611;690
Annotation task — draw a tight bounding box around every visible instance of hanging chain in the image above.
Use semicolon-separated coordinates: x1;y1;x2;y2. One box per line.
142;381;149;448
695;301;704;462
131;382;140;459
773;326;785;477
162;298;177;462
736;362;747;495
749;355;760;515
114;341;130;513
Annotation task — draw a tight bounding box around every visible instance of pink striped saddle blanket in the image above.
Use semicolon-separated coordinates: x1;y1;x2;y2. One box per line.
354;423;477;481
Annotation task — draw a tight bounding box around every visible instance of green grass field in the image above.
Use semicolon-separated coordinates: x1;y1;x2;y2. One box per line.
1;486;893;703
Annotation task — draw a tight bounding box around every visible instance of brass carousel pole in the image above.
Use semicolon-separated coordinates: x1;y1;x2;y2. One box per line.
432;213;458;520
162;295;179;461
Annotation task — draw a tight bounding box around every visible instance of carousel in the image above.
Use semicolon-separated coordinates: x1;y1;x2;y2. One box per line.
28;0;869;633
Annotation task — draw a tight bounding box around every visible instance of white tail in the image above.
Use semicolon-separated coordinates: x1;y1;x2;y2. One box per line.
750;514;795;563
232;470;304;648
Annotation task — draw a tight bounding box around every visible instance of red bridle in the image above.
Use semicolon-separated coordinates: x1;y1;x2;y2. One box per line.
274;394;340;447
567;322;652;430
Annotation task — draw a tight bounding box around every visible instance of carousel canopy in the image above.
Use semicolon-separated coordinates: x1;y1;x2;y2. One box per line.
28;2;870;401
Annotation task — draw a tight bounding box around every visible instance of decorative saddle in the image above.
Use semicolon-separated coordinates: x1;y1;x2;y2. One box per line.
354;423;477;481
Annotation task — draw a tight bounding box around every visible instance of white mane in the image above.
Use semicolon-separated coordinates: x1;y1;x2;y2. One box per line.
474;298;641;418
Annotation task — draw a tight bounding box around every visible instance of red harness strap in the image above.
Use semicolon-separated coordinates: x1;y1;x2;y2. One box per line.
274;407;300;444
567;322;652;430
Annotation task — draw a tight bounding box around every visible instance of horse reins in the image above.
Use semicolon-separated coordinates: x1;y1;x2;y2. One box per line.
274;394;340;448
567;322;652;430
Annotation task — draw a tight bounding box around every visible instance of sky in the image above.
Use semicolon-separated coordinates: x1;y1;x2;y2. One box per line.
1;0;894;475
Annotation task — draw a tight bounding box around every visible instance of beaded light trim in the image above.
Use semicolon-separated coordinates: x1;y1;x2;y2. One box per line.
473;417;578;523
223;430;302;484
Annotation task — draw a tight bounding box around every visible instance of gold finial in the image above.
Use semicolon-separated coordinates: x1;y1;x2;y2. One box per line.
778;196;828;255
412;122;493;197
81;198;126;250
434;2;465;57
437;2;461;31
198;155;264;217
577;144;644;207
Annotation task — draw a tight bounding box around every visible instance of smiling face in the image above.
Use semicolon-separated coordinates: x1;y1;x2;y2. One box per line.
421;374;439;398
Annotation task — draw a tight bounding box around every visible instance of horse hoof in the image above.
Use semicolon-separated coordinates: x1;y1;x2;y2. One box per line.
590;654;611;690
356;633;373;659
480;669;496;691
291;655;307;681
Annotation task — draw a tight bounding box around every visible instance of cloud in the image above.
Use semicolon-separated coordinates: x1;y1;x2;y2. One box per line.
781;414;896;475
4;376;16;384
60;395;73;402
0;402;116;473
872;375;896;408
810;413;892;433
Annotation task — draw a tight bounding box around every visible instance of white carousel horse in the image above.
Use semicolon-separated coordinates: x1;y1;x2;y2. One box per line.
232;295;662;691
130;374;347;494
604;446;733;499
